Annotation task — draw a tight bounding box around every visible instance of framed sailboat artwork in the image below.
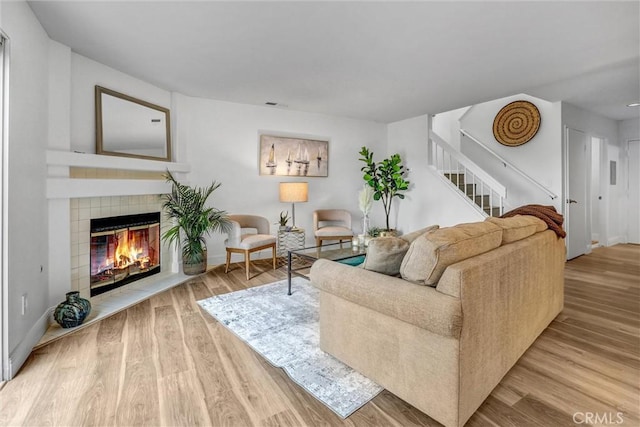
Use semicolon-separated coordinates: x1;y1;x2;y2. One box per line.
259;134;329;177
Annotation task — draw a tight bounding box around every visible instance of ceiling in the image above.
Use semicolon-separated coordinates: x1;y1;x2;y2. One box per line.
28;1;640;123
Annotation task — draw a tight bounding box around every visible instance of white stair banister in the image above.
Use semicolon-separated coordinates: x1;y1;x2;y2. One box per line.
430;131;507;199
428;130;506;217
460;129;558;200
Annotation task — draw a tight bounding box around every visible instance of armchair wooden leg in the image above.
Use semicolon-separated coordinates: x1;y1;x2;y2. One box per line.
225;250;231;273
316;238;321;247
245;250;251;280
272;244;276;270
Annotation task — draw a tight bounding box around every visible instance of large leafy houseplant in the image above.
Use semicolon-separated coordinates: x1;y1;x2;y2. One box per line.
358;147;410;232
162;171;231;275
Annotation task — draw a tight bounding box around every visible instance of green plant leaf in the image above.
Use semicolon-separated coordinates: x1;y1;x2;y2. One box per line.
162;170;231;264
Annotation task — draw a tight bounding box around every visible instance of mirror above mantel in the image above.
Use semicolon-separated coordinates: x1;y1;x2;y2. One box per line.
95;86;172;161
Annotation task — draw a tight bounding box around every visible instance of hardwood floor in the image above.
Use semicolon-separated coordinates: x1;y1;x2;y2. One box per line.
1;244;638;426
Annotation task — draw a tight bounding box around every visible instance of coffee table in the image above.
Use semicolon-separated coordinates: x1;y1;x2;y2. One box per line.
287;241;367;295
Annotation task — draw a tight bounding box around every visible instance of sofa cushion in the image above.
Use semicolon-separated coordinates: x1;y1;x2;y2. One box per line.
486;215;548;244
311;259;463;338
400;221;503;286
315;226;353;237
362;225;439;276
400;224;440;243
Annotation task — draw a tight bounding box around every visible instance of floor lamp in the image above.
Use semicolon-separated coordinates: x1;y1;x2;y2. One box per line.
279;182;308;228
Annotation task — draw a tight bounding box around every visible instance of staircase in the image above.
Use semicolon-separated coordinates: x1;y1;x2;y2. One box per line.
428;130;505;217
444;173;502;217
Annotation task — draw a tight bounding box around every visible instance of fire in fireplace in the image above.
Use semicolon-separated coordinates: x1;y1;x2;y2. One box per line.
90;212;161;297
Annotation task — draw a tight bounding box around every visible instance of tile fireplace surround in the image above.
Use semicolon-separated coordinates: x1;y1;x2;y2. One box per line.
40;151;191;346
71;194;169;302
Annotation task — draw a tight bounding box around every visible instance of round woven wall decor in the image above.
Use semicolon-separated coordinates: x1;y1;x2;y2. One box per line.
492;100;541;147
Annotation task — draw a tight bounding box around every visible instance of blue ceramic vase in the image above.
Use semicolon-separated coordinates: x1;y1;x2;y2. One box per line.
53;291;91;328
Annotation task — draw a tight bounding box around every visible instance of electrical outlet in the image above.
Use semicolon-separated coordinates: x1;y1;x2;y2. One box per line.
21;293;28;315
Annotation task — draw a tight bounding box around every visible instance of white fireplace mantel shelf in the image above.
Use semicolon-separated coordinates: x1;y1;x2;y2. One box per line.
46;150;191;199
47;150;190;172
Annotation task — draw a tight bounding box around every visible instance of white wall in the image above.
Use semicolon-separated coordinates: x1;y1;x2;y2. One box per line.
387;114;484;232
1;1;50;374
432;106;470;151
70;53;172;154
619;116;640;142
459;94;563;211
562;102;622;246
180;96;387;264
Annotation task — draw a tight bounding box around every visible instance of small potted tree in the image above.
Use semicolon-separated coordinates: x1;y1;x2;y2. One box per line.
162;171;231;275
358;146;410;236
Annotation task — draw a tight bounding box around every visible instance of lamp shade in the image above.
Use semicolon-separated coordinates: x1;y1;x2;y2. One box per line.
279;182;308;203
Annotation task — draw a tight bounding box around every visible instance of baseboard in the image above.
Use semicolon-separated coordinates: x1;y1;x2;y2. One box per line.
7;306;54;379
607;235;626;246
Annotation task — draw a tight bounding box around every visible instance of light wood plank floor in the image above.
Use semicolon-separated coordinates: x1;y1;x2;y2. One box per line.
1;244;638;426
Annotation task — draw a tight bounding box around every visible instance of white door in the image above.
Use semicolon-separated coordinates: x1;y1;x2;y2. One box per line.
565;128;589;259
628;140;640;244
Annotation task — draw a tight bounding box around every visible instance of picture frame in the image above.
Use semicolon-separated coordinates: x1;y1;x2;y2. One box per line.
259;134;329;177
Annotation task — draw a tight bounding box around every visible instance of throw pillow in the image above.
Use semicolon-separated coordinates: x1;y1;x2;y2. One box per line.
400;221;503;286
361;237;409;275
361;225;439;276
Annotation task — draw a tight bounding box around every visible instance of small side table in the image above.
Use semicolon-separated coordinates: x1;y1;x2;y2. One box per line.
278;228;305;257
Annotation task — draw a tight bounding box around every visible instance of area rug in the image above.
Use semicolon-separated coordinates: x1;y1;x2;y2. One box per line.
197;277;383;418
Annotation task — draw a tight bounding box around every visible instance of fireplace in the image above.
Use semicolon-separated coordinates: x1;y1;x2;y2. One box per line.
90;212;161;297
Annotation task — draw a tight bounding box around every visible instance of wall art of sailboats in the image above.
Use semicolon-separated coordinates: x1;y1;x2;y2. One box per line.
265;143;277;168
294;142;310;165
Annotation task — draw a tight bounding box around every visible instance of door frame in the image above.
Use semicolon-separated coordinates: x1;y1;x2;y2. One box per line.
627;139;640;244
0;29;9;382
589;135;609;248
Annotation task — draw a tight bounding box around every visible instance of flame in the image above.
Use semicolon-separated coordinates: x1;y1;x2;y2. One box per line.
92;231;152;272
112;230;150;269
91;226;159;280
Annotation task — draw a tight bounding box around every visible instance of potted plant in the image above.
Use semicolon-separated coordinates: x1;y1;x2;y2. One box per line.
358;146;410;235
162;171;231;275
277;210;291;231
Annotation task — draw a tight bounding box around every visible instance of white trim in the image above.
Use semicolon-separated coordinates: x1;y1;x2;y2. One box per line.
7;307;52;379
0;29;9;382
46;150;190;172
607;235;626;246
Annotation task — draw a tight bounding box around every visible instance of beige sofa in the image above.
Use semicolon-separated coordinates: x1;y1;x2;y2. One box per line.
310;216;565;427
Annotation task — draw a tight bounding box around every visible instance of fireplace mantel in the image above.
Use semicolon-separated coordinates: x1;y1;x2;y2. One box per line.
46;150;191;199
46;150;188;342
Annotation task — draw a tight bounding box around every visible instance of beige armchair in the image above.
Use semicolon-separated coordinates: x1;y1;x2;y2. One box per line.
225;215;276;280
313;209;354;247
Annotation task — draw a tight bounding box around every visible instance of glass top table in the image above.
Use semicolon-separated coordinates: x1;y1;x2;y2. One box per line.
287;241;367;295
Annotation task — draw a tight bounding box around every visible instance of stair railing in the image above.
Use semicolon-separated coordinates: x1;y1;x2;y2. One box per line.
429;130;505;216
460;129;558;200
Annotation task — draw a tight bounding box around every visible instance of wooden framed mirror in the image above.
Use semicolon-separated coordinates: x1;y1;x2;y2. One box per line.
95;86;172;161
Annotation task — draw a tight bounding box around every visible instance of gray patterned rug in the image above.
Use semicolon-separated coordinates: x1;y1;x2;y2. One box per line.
197;277;383;418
